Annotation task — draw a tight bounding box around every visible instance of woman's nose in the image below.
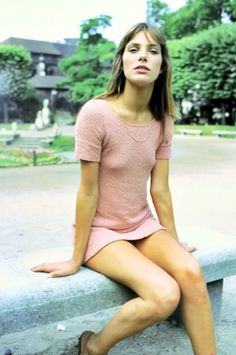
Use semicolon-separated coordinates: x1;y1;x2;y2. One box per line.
138;52;147;62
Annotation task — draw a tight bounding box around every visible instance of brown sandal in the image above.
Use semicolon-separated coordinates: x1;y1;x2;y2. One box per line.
76;330;94;355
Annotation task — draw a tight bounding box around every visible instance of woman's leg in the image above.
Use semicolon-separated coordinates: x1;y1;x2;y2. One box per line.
134;230;217;355
84;240;181;355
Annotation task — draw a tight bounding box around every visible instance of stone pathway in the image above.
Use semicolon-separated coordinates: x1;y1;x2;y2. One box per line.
1;135;236;354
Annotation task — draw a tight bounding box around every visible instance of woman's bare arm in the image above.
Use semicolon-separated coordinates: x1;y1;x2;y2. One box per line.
150;159;196;252
31;160;99;277
150;159;178;239
72;160;99;264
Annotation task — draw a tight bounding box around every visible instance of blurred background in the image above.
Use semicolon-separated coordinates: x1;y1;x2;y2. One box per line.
0;0;235;167
0;0;235;126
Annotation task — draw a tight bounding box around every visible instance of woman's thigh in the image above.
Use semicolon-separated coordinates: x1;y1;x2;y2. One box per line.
133;230;202;283
85;240;178;300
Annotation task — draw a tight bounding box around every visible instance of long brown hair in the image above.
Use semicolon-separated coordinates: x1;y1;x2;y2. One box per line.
97;22;178;126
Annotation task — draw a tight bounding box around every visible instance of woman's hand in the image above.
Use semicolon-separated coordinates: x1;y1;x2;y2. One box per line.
181;242;197;253
31;259;81;278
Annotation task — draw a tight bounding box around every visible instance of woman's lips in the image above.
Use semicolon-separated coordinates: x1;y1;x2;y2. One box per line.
134;65;150;71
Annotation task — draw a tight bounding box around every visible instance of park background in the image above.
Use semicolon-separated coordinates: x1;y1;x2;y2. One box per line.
0;1;236;354
0;0;236;166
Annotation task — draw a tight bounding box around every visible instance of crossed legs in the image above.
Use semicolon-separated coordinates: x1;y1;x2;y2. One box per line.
134;231;216;355
83;231;216;355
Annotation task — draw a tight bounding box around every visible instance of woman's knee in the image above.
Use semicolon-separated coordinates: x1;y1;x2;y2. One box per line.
149;279;181;319
177;259;207;297
179;259;204;283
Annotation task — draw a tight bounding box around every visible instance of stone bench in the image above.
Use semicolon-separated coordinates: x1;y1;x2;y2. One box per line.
212;130;236;138
178;128;203;136
0;227;236;354
10;136;55;148
0;131;20;145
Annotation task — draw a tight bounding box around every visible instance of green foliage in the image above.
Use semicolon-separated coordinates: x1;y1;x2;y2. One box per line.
147;0;236;39
162;5;197;39
51;135;74;152
80;15;112;44
0;45;33;100
0;123;30;130
146;0;170;26
168;23;236;100
16;85;41;122
224;0;236;21
58;15;116;105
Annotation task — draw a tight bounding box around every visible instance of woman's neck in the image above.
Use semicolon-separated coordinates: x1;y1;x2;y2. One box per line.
117;83;153;115
112;89;154;125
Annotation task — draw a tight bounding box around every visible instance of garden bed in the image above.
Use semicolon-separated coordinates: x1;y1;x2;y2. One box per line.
0;145;64;168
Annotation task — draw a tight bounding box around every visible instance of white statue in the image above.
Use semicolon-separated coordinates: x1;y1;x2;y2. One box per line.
34;99;52;130
35;110;43;130
42;99;51;126
181;99;193;115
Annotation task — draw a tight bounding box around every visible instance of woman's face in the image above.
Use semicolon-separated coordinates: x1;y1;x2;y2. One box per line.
122;31;163;88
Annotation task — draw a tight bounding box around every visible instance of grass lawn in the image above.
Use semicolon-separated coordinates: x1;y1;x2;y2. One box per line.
51;135;75;152
174;124;236;136
0;123;31;131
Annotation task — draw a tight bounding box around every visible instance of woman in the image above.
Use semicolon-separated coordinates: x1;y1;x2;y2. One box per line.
32;23;217;355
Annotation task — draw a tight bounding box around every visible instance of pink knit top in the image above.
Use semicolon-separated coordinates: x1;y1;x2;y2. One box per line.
74;99;173;262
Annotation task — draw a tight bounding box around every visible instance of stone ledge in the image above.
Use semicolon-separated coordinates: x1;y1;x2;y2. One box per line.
1;227;236;337
1;279;235;355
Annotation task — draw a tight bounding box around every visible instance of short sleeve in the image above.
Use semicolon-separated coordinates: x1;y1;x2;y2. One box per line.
156;116;173;160
74;100;104;162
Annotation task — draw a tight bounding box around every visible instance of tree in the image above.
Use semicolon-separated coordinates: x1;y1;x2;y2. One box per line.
223;0;236;21
146;0;170;26
161;6;196;39
0;45;37;122
59;15;116;105
168;23;236;123
147;0;236;39
79;15;112;44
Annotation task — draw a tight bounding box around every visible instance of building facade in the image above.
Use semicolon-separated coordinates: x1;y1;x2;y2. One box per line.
0;37;77;122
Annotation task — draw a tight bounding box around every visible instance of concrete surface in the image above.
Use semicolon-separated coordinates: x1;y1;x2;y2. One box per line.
1;229;235;336
0;134;236;354
0;278;236;354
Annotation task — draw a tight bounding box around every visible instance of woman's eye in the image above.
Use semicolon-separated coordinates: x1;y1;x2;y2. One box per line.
150;49;159;54
128;48;138;53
